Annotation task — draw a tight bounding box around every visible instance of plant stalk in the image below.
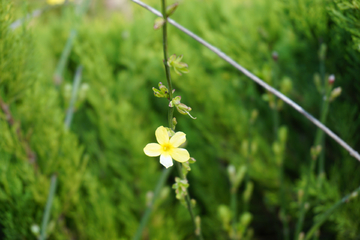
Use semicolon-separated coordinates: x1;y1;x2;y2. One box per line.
40;174;58;240
132;168;172;240
230;186;238;240
175;162;204;240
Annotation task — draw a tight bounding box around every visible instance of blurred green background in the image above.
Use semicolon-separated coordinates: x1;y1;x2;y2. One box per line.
1;0;360;239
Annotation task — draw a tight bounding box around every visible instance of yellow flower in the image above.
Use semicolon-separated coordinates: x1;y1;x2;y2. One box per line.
144;126;190;168
46;0;71;5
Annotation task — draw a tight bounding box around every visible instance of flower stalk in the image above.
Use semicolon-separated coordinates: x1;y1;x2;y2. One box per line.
160;0;203;238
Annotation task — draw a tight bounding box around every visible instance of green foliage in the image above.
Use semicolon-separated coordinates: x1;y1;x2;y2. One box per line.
0;0;360;239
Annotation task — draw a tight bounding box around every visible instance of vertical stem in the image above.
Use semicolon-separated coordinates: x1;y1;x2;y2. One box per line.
230;186;237;239
152;1;203;239
64;66;83;129
272;59;289;240
40;175;57;240
244;125;251;212
294;99;329;240
175;162;204;240
132;168;172;240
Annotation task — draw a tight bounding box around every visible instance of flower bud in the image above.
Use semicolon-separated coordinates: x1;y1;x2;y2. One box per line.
218;205;231;230
310;145;322;160
250;109;258;124
30;224;40;236
280;76;292;94
167;54;189;75
166;2;179;17
318;43;327;61
172;117;177;130
313;73;322;93
328;74;335;85
298;232;305;240
146;191;154;207
191;198;197;207
329;87;342;101
154;17;165;30
278;126;288;143
234;165;247;190
240;212;253;227
195;216;202;236
189;157;196;164
243;181;254;203
160;187;170;201
227;165;236;184
298;189;304;203
350;191;358;200
152;87;166;98
272;51;278;62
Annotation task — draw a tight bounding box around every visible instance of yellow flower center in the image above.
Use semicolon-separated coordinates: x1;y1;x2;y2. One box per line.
162;143;173;153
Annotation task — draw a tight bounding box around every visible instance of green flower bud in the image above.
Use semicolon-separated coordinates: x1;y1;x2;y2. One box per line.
298;232;305;240
166;2;179;17
233;165;247;190
170;96;196;119
272;142;281;156
227;165;236;184
191;198;197;207
318;43;327;61
154;17;165;30
218;205;231;230
189;157;196;163
172;117;177;130
250;109;258;124
278;126;288;143
310;145;322;160
146;191;154;207
243;181;254;203
240;212;253;227
167;54;189;75
30;224;40;236
195;216;202;236
182;161;191;177
313;73;322;93
160;187;170;201
172;177;189;202
280;76;292;94
298;189;304;203
153;82;170;98
329;87;342;101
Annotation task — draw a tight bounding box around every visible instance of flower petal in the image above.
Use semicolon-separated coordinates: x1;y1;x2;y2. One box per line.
171;148;190;162
170;132;186;147
155;126;169;145
160;154;173;168
143;143;161;157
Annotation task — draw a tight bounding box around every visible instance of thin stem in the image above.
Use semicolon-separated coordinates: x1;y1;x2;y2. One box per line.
132;168;172;240
175;162;204;240
272;60;289;240
244;125;251;212
64;66;83;129
316;97;330;187
54;29;77;85
40;174;58;240
230;187;238;239
160;1;203;238
304;185;360;240
130;0;360;162
294;97;329;239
